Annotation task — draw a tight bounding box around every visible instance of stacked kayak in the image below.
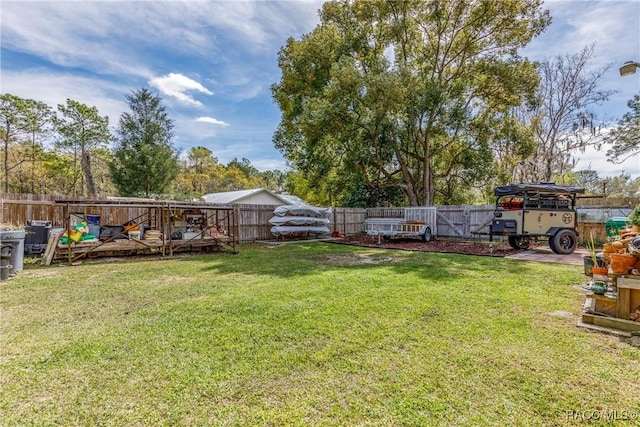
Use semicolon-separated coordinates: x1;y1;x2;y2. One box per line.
269;205;331;237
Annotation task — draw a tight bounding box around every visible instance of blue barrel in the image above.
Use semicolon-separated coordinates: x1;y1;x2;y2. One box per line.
86;215;101;226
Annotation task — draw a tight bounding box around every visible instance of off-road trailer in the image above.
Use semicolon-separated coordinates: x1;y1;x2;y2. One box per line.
489;183;585;254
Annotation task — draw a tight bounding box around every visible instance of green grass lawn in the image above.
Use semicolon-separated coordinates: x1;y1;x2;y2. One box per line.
2;243;639;426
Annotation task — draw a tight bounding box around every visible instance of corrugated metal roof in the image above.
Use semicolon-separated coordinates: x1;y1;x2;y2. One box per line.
202;188;290;205
277;193;310;206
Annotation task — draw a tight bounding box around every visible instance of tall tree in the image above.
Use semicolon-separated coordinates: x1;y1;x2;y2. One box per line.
23;99;55;193
0;94;30;192
606;93;640;164
259;169;288;193
513;45;613;182
110;88;179;197
272;0;549;206
56;99;110;197
227;157;260;181
175;147;224;198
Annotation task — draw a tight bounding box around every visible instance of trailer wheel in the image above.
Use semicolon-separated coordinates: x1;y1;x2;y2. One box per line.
508;235;531;250
551;229;577;254
422;227;432;242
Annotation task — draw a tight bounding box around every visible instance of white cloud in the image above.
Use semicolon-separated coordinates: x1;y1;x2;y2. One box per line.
251;157;288;172
195;117;230;127
574;144;640;179
149;73;213;106
524;1;640;65
1;2;156;78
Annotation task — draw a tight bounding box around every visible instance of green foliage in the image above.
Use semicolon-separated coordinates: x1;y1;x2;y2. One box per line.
606;93;640;164
0;94;32;192
174;147;225;199
341;177;408;208
272;0;549;206
174;149;291;200
629;204;640;226
56;99;111;197
284;170;333;206
110;88;179;197
568;170;639;206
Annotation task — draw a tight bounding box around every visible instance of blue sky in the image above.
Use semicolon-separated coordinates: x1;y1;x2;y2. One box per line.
1;0;639;178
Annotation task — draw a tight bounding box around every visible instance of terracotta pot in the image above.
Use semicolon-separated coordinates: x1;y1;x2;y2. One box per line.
609;253;638;274
591;267;609;276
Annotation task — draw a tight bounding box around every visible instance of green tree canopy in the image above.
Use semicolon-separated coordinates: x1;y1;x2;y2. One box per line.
606;93;640;164
110;88;179;197
0;94;30;192
56;99;110;197
175;147;225;198
272;0;549;206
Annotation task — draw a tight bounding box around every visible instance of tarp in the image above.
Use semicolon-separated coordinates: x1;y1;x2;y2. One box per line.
272;205;332;219
494;183;585;196
270;226;330;236
269;216;330;227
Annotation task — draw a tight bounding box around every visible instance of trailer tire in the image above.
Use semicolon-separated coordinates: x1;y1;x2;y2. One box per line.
508;235;531;250
422;227;432;242
551;229;577;254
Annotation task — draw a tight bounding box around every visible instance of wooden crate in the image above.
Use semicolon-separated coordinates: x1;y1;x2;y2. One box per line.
581;314;640;333
617;276;640;320
588;293;617;317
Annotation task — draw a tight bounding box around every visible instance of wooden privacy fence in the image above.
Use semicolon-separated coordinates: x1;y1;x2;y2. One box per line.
431;205;495;238
1;194;635;244
234;204;366;242
0;196;367;243
1;194;60;226
1;194;174;229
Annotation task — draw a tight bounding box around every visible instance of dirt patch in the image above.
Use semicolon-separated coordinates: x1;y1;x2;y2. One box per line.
335;234;532;257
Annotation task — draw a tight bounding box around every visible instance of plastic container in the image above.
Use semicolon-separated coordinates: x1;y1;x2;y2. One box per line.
183;232;200;240
70;213;85;227
0;245;12;281
86;215;101;226
606;217;629;238
88;224;101;237
101;225;125;240
0;229;25;275
25;220;52;255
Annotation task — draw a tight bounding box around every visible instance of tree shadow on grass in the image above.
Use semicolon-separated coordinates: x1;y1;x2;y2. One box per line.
189;242;545;281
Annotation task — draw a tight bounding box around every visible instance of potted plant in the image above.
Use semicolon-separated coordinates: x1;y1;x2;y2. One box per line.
629;204;640;232
585;231;608;277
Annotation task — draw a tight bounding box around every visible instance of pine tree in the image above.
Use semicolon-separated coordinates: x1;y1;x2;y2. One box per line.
110;88;179;197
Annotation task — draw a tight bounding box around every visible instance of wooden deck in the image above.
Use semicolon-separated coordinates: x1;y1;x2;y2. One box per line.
53;236;234;263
